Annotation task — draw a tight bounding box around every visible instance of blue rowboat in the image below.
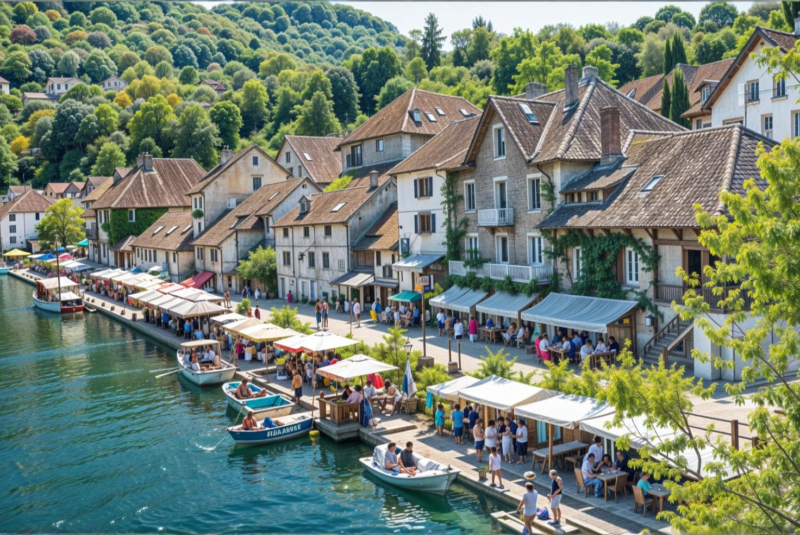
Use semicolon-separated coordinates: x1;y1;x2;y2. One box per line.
227;413;313;445
222;382;295;417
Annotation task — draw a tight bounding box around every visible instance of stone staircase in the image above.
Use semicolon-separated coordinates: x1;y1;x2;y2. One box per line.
640;317;694;370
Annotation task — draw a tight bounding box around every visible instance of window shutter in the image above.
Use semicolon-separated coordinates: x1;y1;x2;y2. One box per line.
428;176;433;196
414;180;418;198
431;213;436;232
414;215;418;234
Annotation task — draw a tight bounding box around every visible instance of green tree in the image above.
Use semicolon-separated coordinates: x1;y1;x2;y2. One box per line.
1;51;33;85
372;326;420;384
301;70;333;102
258;53;296;78
671;33;688;66
513;40;578;92
57;51;80;77
490;29;536;94
36;198;85;248
84;50;117;83
0;136;19;188
267;305;313;334
91;142;126;176
405;57;428;84
237;245;277;295
655;5;683;22
293;92;341;137
376;76;414;110
699;2;739;27
170;105;219;169
178;65;198;85
90;6;117;26
209;101;242;151
467;27;492;67
617;27;645;48
269;86;301;137
661;78;672;119
670;68;690;127
238;79;269;136
472;347;516;379
128;95;176;155
637;35;664;77
94;104;118;136
344;47;402;116
420;13;445;70
781;0;800;27
450;28;472;67
585;44;619;86
671;12;696;29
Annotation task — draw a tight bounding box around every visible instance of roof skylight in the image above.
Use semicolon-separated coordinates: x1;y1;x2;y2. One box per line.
519;103;538;124
627;88;636;99
153;225;164;235
183;225;192;233
435;107;446;116
332;202;346;212
303;152;313;161
425;112;437;122
459;108;471;117
269;192;279;201
166;225;178;235
641;175;664;192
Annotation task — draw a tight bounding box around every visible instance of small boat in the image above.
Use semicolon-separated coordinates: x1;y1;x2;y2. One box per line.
227;413;313;446
0;266;8;275
359;445;460;495
32;277;84;313
222;382;295;416
176;340;237;387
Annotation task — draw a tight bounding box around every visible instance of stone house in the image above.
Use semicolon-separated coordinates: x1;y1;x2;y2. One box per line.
130;210;195;282
348;202;400;307
81;177;113;263
3;185;32;204
278;135;342;187
43;182;82;200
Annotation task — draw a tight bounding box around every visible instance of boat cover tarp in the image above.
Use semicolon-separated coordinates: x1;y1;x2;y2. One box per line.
516;394;614;430
38;277;78;290
477;291;539;318
521;293;638;333
457;375;558;411
58;291;82;301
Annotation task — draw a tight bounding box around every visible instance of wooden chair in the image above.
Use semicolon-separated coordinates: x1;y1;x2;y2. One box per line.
564;454;581;472
607;475;628;502
633;486;654;516
574;468;590;496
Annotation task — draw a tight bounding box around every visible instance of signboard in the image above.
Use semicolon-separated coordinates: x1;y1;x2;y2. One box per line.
400;238;410;255
415;274;432;293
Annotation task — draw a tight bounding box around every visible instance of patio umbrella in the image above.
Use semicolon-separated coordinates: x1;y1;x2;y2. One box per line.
66;245;77;250
223;317;263;336
178;300;227;319
3;249;30;257
38;254;55;261
273;333;307;353
299;332;358;354
238;324;297;343
56;246;66;252
57;253;72;260
316;354;398;383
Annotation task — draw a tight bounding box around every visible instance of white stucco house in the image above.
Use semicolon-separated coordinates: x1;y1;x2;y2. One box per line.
0;190;53;252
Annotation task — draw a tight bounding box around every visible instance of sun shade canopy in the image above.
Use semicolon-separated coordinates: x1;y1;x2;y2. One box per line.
392;253;443;271
477;291;539;318
299;332;359;353
223;318;264;336
429;285;469;309
515;394;614;429
59;291;82;301
238;324;297;342
211;313;248;325
457;375;558;412
331;271;375;287
388;291;421;303
128;290;162;302
447;288;488;313
175;300;227;319
180;271;214;289
426;375;481;402
316;354;398;383
578;413;678;450
3;249;30;257
180;339;221;349
521;293;638;333
37;277;79;290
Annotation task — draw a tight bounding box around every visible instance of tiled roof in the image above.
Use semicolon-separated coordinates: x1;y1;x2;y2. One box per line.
0;190;53;220
82;209;96;219
110;235;136;252
92;158;206;210
45;182;73;194
282;136;342;184
539;125;772;230
561;162;638;193
131;211;194;252
8;185;31;195
47;77;80;84
192;178;311;247
339;88;481;147
82;178;113;203
273;182;390;227
23;92;56;101
83;176;110;192
202;79;226;91
390;116;480;175
352;203;398;251
186;145;289;195
0;76;9;84
759;27;800;52
342;162;396;189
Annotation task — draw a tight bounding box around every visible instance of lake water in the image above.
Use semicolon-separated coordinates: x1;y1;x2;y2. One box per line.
0;276;504;533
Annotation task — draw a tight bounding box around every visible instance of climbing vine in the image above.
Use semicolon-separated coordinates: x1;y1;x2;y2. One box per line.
441;172;468;261
108;208;168;245
444;272;542;298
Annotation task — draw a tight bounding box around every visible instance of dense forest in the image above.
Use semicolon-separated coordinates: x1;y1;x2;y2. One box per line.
0;1;793;190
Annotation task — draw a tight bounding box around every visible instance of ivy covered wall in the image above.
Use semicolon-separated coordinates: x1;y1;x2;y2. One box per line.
106;208;168;245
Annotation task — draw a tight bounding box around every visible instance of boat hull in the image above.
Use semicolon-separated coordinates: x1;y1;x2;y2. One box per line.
175;353;237;386
359;457;460;494
0;267;8;274
32;292;84;313
223;382;295;416
227;414;313;445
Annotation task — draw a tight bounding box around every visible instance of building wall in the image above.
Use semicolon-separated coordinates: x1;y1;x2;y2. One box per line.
395;169;446;256
690;114;712;130
341;134;428;172
279;145;310;180
0;83;9;95
710;37;797;140
134;247;192;282
0;211;43;250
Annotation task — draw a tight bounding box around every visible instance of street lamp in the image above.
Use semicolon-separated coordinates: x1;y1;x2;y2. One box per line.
404;338;412;356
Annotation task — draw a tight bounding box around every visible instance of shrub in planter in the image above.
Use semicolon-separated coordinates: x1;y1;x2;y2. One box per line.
478;466;489;480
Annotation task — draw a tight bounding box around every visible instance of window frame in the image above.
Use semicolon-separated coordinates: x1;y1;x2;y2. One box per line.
418;213;433;234
625;247;640;286
527;174;542;212
528;234;544;266
573;247;582;279
466;234;479;260
324;225;332;237
322;252;330;269
747;80;760;103
376;139;384;152
128;209;136;223
282;251;291;266
416;177;432;198
496;234;509;264
493;124;506;159
252;176;262;191
464;181;476;212
308;251;315;268
763;114;774;138
773;75;786;99
252;155;259;166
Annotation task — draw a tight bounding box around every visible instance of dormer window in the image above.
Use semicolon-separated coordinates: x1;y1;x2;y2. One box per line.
300;200;309;214
641;175;664;192
410;109;421;122
701;86;710;102
425;112;437;122
519;103;537;124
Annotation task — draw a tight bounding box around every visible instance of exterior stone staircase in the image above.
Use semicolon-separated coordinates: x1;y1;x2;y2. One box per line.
640;316;695;369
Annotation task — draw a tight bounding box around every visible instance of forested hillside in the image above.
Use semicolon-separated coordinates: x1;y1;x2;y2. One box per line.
0;1;793;191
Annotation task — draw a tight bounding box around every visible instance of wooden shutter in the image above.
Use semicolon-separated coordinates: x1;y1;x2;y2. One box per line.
414;180;418;198
414;215;418;234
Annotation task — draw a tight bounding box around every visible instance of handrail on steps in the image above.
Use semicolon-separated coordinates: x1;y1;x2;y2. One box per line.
662;323;694;367
639;314;680;359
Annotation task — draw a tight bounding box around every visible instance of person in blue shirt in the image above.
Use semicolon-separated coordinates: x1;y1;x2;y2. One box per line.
412;305;420;327
451;403;465;445
434;403;446;436
486;317;494;329
183;321;192;339
468;405;480;436
637;472;651;494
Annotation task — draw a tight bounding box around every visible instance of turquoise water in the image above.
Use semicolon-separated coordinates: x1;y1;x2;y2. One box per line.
0;276;504;533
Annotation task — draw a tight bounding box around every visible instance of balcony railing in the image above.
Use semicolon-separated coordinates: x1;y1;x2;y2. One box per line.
85;227;97;240
654;284;753;311
449;260;550;284
478;208;514;226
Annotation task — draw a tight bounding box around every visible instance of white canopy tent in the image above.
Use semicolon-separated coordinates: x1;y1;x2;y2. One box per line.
211;312;248;325
447;288;488;314
175;300;227;319
37;277;79;290
516;394;614;429
521;293;638;333
91;269;124;280
238;324;298;342
457;375;557;412
110;272;137;284
429;286;469;310
164;299;193;316
476;291;539;320
223;318;264;336
128;290;162;302
426;375;481;402
58;291;82;302
316;354;398;383
154;296;186;311
578;413;678;450
299;332;359;354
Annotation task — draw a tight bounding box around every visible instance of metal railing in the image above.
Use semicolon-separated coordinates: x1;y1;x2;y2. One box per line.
478;208;514;226
449;260;551;284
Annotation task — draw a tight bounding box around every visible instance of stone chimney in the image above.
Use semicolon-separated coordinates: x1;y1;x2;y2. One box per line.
564;64;579;110
582;65;599;81
369;170;379;189
525;82;547;100
600;106;622;167
142;153;154;172
795;16;800;36
136;153;145;168
220;146;234;165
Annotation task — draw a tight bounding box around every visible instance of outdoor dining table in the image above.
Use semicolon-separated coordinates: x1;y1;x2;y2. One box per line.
479;327;506;343
548;346;569;364
597;470;628;501
648;483;672;512
531;440;588;473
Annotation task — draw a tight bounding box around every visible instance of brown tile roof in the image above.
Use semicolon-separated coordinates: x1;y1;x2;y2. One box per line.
186;145;289;195
83;176;110;193
23;92;56;101
45;182;73;194
82;178;114;204
390;116;480;175
48;77;80;84
342;162;396;189
338;88;481;147
110;235;136;252
202;79;226;91
282;136;342;184
561;163;638;193
82;209;96;219
539;125;772;230
131;211;194;251
92;158;206;210
192;178;312;247
0;190;54;220
8;185;31;195
274;182;390;227
759;27;800;52
352;203;398;251
0;76;9;84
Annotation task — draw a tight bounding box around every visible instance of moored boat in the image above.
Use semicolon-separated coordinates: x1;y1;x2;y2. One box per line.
227;413;313;445
222;381;295;416
359;445;460;494
0;267;8;274
32;277;84;313
176;340;237;386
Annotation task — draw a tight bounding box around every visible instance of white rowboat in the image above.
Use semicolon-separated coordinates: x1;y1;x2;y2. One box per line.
359;445;460;494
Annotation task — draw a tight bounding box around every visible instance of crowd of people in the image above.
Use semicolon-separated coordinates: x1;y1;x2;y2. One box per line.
179;343;221;372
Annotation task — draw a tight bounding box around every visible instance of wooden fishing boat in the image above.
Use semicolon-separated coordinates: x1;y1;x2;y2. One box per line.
359;445;460;495
33;277;84;313
222;382;295;416
176;340;237;387
227;413;313;446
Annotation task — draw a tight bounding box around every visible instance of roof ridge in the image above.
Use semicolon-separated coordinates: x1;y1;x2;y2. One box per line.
716;124;743;216
757;25;794;37
554;78;597;160
598;78;687;130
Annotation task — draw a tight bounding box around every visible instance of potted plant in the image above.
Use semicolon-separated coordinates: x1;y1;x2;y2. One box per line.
478;466;489;480
275;357;287;380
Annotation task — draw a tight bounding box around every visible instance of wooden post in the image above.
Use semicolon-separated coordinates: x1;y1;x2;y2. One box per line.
662;346;669;368
448;338;452;363
421;288;427;361
457;339;462;370
731;419;739;450
548;422;554;471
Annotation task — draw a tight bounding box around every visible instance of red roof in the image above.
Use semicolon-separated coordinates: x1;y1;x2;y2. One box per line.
180;271;214;289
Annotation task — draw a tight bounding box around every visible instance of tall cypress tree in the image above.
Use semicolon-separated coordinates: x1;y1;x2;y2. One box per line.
672;34;687;66
661;78;671;119
420;13;445;70
663;39;674;75
670;68;690;127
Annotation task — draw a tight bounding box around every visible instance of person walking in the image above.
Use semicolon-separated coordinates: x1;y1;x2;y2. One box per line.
254;287;260;304
254;305;261;320
437;309;446;336
516;482;539;535
515;418;529;464
451;403;464;445
224;290;231;309
473;418;485;462
548;470;563;525
485;420;498;452
352;299;361;327
489;446;503;489
292;370;303;404
453;317;464;342
468;316;478;342
434;403;446;436
315;300;322;330
321;299;329;329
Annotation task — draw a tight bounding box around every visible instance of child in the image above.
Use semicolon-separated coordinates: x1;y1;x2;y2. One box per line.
434;403;446;436
516;482;539;535
489;446;503;489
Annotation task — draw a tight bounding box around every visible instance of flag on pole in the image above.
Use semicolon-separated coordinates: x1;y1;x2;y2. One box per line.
402;359;417;398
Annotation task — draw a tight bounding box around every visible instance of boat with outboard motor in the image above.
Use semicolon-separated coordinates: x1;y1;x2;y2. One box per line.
359;444;460;494
227;413;313;445
222;381;295;416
